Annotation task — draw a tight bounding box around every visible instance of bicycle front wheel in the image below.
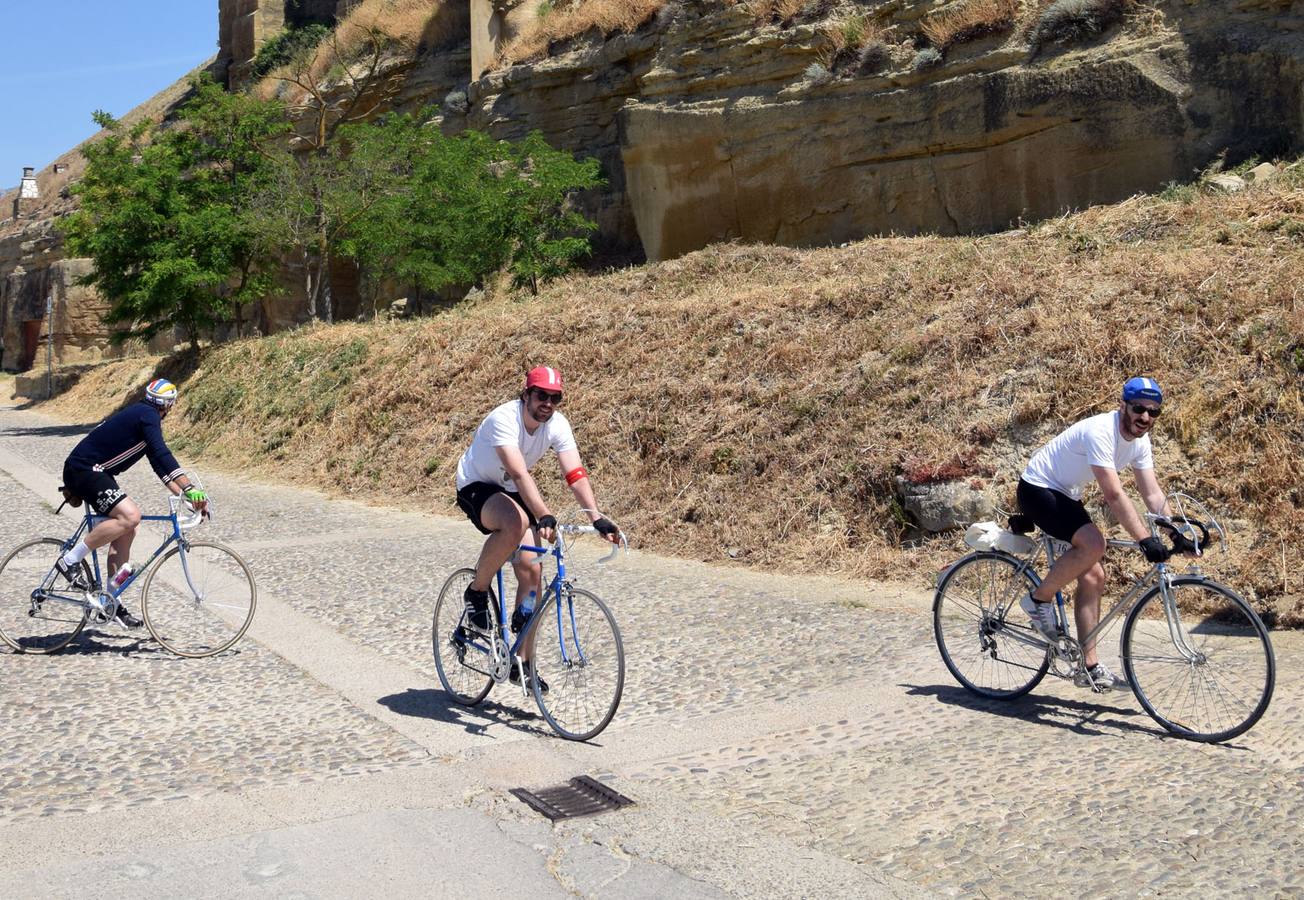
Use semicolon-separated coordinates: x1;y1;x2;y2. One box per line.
1122;576;1274;743
529;585;624;741
432;568;495;706
0;538;90;654
934;551;1049;699
141;541;257;658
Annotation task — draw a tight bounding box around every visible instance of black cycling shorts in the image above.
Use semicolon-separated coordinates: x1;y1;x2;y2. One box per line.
62;464;128;517
455;482;538;536
1016;479;1092;543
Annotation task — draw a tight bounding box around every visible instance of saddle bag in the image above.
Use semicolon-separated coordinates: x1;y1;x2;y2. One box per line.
59;485;84;509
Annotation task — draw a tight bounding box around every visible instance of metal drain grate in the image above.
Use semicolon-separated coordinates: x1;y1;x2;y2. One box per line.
511;776;635;821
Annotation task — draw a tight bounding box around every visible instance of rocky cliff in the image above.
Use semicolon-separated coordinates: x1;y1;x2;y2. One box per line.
4;0;1304;371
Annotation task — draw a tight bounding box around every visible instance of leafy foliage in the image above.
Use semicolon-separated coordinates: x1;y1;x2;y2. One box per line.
331;115;603;298
59;77;289;348
250;23;331;80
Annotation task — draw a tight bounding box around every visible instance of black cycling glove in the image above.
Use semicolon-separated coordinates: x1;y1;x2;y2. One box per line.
536;514;557;531
593;517;619;538
1139;536;1170;563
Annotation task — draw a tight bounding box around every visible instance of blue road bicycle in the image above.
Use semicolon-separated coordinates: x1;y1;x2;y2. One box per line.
432;522;627;741
0;489;256;657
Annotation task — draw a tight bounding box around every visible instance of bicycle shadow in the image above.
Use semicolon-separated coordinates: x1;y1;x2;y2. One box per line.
905;682;1161;739
377;687;554;740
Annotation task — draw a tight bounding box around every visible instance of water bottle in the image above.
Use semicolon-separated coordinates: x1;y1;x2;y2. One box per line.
513;590;537;634
110;563;133;591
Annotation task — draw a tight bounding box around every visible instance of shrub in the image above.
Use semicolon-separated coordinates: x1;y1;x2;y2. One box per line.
911;47;943;71
804;62;833;85
922;0;1020;52
251;23;331;80
1030;0;1134;50
858;40;892;75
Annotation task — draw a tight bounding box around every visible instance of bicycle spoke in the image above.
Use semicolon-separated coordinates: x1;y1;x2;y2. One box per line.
142;541;256;658
934;553;1048;699
432;568;494;706
0;539;90;654
531;587;624;741
1123;578;1274;742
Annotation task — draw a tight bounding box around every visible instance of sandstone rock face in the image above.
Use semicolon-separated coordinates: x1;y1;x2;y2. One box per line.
612;1;1304;259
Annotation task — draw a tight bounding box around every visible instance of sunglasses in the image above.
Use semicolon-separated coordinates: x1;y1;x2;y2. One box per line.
1128;403;1161;418
531;389;564;405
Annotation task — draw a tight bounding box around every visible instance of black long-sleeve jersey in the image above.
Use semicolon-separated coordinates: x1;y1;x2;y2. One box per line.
65;401;184;485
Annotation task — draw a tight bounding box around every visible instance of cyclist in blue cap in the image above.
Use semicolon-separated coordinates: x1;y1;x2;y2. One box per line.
56;378;208;628
1014;376;1174;692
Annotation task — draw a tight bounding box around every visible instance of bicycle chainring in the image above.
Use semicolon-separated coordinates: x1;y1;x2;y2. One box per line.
1049;635;1083;678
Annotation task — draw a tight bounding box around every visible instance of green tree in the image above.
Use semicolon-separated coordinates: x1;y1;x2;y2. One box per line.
332;116;604;303
59;78;288;349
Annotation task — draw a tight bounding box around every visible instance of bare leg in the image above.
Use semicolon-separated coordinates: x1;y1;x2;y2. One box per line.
511;548;542;662
1074;563;1106;667
470;493;529;592
84;498;141;559
1031;523;1106;602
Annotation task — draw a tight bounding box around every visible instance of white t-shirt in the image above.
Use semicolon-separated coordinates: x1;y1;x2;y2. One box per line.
455;400;578;491
1022;410;1153;500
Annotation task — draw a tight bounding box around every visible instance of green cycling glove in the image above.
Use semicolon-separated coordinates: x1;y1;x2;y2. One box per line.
183;487;208;504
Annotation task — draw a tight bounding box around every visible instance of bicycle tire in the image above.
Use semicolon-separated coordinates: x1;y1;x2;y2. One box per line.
0;538;90;654
141;541;257;658
1121;576;1274;743
934;551;1050;699
432;568;495;706
528;585;625;741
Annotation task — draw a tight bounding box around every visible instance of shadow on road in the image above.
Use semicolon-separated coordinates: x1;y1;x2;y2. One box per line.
904;682;1162;739
378;687;552;739
1;421;96;438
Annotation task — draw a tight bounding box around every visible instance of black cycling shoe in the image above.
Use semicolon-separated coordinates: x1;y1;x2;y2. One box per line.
463;585;491;632
509;659;549;694
54;558;91;591
113;603;143;630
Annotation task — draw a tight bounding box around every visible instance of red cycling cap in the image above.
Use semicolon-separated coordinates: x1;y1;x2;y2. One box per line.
525;366;563;392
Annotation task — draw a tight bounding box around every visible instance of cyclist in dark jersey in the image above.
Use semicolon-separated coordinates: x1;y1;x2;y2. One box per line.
57;378;208;627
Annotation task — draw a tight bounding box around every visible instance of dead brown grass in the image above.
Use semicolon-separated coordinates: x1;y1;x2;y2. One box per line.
262;0;467;93
497;0;666;67
45;167;1304;626
922;0;1022;51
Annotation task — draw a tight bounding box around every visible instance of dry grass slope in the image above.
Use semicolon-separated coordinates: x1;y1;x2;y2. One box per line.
922;0;1020;51
498;0;667;66
45;167;1304;624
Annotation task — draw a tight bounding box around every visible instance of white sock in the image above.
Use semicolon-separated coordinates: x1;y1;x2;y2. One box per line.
62;541;90;567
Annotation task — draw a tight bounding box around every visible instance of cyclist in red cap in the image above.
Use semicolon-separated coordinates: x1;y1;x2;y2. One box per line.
454;366;620;688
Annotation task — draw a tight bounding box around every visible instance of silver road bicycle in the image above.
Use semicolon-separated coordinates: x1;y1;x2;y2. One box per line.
934;495;1274;743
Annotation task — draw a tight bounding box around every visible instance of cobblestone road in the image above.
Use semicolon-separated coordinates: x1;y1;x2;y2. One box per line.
0;406;1300;898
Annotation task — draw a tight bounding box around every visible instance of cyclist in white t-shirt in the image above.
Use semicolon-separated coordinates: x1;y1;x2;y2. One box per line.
1015;377;1175;692
454;366;620;689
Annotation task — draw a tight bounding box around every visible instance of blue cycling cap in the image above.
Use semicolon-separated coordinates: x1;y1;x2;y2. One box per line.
1122;376;1163;404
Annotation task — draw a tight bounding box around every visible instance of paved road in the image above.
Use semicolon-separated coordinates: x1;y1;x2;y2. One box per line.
0;405;1300;898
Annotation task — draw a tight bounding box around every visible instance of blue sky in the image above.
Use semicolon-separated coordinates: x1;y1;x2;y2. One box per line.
0;1;217;190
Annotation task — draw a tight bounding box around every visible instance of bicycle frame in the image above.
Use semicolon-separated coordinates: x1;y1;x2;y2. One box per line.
994;533;1202;665
49;505;196;609
492;537;586;662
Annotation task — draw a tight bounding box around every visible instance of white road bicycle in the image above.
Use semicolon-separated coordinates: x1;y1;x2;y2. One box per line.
933;495;1274;743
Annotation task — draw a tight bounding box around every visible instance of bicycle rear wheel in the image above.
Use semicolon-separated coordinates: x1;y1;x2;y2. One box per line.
141;541;256;658
1122;576;1274;743
432;568;495;706
0;538;90;654
529;585;624;741
934;551;1049;699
